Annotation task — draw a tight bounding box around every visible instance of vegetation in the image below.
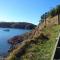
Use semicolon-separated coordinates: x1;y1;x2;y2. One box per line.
40;5;60;24
0;22;36;29
20;25;60;60
6;25;60;60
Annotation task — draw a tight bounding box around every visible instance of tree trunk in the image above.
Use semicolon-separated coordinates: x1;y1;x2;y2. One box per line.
58;14;60;24
44;16;46;28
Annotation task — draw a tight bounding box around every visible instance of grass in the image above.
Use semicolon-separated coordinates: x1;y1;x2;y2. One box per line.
20;25;60;60
6;25;60;60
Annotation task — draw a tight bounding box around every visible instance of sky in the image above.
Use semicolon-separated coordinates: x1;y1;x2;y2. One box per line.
0;0;60;25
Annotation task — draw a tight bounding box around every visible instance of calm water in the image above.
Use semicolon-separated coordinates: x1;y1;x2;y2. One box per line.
0;28;30;56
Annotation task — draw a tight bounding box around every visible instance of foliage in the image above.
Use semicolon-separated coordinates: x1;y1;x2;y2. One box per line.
40;5;60;23
20;25;60;60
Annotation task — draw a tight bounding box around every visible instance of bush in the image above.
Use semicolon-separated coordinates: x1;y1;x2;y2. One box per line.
39;33;50;40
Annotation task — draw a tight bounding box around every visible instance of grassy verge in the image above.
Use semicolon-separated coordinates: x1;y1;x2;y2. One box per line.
20;25;60;60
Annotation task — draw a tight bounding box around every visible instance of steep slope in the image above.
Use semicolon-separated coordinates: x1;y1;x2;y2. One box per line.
6;23;60;60
20;25;60;60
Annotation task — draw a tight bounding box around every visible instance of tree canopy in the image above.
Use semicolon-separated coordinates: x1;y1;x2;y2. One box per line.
40;5;60;23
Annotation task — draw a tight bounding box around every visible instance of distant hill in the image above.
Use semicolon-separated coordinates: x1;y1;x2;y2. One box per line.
0;22;36;29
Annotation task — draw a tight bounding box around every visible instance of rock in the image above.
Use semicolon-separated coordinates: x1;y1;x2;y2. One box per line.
8;36;24;45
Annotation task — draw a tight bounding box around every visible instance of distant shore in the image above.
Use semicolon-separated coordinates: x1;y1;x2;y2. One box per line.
0;22;36;30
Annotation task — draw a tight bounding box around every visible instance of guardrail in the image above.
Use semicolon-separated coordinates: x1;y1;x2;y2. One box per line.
51;33;60;60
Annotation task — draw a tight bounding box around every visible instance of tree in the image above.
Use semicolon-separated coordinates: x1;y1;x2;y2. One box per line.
40;12;49;27
44;12;48;27
56;5;60;24
49;8;56;17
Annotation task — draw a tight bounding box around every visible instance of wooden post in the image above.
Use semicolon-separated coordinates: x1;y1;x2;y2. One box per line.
58;14;60;24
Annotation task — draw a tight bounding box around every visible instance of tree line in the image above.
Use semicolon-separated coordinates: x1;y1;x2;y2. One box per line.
40;5;60;24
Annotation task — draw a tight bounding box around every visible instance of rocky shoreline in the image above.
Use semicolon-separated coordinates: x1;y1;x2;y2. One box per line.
7;28;37;52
